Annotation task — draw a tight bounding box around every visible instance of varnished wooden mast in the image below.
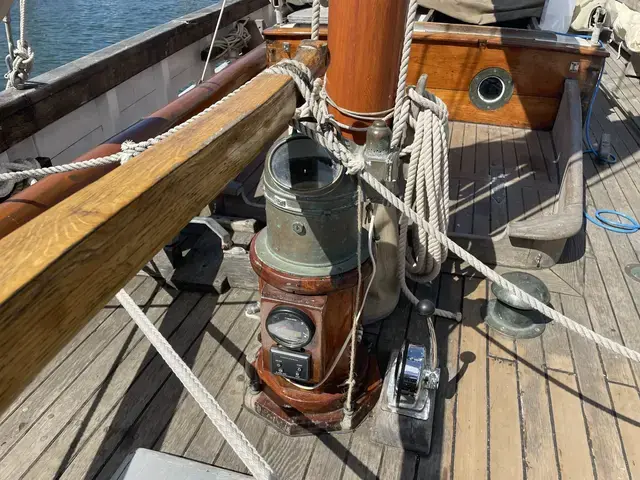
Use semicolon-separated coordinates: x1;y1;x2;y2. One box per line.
325;0;409;143
0;41;328;412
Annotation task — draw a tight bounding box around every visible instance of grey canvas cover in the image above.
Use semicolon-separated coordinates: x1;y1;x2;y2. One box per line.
418;0;545;24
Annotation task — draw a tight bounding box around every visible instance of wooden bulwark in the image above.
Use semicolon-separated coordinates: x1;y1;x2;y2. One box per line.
0;41;328;412
0;0;271;153
264;23;608;129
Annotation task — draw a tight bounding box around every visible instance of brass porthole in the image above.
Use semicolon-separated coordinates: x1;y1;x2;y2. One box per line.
469;67;514;111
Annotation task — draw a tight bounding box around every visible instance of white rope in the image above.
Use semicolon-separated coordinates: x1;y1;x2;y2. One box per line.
322;88;395;132
116;289;276;480
200;0;229;83
0;156;122;184
390;0;419;150
5;0;33;90
345;179;364;411
397;88;450;307
0;61;297;192
310;0;321;41
3;13;14;81
208;20;252;63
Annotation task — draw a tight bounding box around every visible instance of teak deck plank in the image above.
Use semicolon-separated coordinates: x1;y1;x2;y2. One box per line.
488;125;508;235
488;356;523;480
547;369;594;480
461;122;477;176
582;257;635;386
542;292;574;374
560;294;629;480
451;278;488;480
449;121;464;175
304;433;351;480
415;274;463;479
608;382;640;480
148;298;258;464
515;335;559;480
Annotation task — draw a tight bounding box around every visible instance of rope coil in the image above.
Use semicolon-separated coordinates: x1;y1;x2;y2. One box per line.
398;87;450;307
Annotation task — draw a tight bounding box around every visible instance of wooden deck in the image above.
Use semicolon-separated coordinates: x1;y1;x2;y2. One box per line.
3;84;640;480
601;43;640;139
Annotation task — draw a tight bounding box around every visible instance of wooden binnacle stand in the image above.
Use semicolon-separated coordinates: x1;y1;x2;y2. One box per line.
245;245;381;435
243;134;382;435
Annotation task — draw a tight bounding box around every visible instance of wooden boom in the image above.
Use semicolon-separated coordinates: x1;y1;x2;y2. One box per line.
0;41;327;412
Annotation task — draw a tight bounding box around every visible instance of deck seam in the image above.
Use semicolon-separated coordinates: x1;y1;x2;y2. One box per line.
485;296;492;480
514;343;530;480
607;379;640;390
539;301;565;480
544;366;576;376
447;278;464;480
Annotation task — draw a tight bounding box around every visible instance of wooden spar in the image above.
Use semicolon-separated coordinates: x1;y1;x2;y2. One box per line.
0;44;268;240
0;40;327;412
324;0;409;143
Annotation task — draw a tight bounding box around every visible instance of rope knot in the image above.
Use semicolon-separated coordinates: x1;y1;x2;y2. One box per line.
345;149;366;176
7;41;34;90
119;140;139;165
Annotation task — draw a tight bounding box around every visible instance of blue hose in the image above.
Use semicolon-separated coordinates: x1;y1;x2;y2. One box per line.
585;209;640;234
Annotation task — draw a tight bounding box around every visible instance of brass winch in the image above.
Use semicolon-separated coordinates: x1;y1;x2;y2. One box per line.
246;133;381;435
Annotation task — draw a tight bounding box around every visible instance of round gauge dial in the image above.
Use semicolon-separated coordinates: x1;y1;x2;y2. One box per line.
266;306;315;349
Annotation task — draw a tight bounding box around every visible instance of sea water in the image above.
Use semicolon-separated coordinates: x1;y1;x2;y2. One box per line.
6;0;220;76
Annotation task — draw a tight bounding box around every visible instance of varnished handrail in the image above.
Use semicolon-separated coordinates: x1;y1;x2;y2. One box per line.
0;41;327;412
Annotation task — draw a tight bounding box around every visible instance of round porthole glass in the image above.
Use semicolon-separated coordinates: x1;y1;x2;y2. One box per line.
469;68;514;111
478;76;506;104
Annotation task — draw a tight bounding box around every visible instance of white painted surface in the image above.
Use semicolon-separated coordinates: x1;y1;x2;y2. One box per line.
5;137;40;161
1;5;274;167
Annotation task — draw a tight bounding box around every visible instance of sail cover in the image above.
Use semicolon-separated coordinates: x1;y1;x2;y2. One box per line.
417;0;544;24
